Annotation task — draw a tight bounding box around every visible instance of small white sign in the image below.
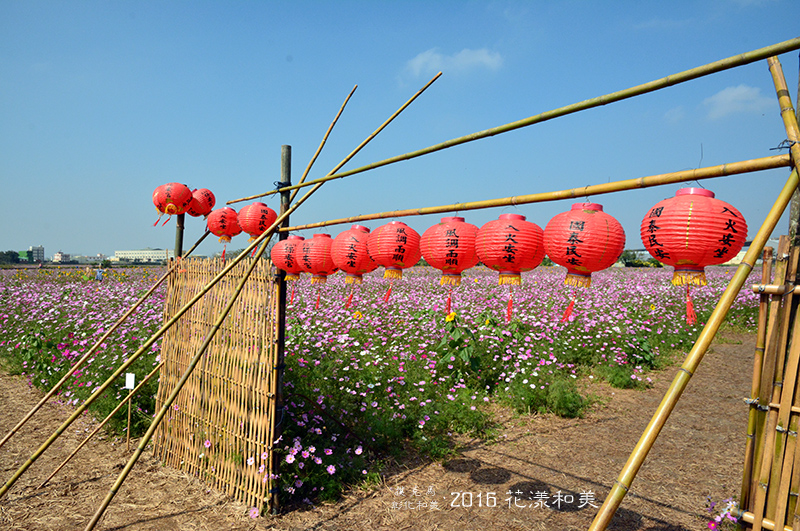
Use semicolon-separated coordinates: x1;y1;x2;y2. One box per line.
124;373;136;390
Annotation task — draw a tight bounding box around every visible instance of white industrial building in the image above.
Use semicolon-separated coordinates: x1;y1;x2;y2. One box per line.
113;248;174;262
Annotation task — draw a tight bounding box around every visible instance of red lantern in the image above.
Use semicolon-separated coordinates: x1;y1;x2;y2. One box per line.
476;214;545;285
187;188;216;218
206;207;242;243
641;188;747;324
300;234;338;284
331;225;378;284
152;183;193;225
420;217;479;286
367;221;422;280
544;203;626;288
641;188;747;285
238;202;278;241
271;235;305;281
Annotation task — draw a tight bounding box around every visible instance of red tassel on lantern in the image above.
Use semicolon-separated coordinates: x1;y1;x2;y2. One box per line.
186;188;216;218
685;286;697;325
367;221;422;280
476;214;545;285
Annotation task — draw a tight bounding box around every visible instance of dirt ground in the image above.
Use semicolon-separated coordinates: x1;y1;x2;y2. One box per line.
0;332;753;531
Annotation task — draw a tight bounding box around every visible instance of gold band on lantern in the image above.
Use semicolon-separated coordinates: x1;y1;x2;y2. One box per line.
345;275;363;284
440;274;462;286
384;268;403;280
310;275;328;285
564;273;592;288
498;273;521;285
285;274;300;281
671;270;707;286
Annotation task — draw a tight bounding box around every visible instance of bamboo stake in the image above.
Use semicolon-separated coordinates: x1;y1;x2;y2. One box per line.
0;230;209;452
740;510;792;531
588;52;800;531
742;247;775;511
229;37;800;204
37;361;165;489
79;75;442;529
752;237;794;530
282;155;791;231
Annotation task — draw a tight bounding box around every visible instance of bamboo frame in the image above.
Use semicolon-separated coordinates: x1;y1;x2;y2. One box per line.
282;154;791;232
0;230;209;452
742;247;775;511
227;37;800;204
588;53;800;531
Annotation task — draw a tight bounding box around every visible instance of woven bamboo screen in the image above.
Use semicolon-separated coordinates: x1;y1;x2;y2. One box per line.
153;257;280;511
739;236;800;531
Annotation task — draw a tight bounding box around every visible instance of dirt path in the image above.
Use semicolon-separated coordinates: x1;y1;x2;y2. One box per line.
0;332;752;531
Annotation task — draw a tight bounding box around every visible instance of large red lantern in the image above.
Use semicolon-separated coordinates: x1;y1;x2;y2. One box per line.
331;225;378;284
367;221;422;280
420;217;479;286
544;203;626;288
206;207;242;243
187;188;216;218
238;202;278;241
300;234;338;285
271;235;305;281
476;214;545;285
152;183;193;225
641;188;747;324
476;213;545;321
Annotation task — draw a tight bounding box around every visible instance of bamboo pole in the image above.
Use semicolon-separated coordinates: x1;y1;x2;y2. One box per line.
0;230;209;452
37;361;165;489
229;37;800;204
0;72;437;501
283;154;791;231
742;247;775;511
588;52;800;531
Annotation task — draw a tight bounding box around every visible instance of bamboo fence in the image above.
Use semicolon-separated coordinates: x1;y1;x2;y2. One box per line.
153;256;280;510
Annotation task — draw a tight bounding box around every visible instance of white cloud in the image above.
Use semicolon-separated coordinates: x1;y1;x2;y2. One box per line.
405;48;503;77
664;106;685;124
702;85;773;120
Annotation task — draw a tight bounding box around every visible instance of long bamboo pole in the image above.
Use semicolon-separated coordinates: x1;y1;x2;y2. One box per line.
283;154;791;231
588;53;800;531
0;230;209;452
0;72;438;502
228;37;800;204
37;360;165;489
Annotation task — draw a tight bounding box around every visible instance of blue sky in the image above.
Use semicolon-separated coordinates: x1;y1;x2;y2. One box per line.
1;0;798;259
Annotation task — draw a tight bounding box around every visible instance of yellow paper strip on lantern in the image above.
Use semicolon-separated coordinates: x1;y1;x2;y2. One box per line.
498;273;522;286
440;274;462;286
564;273;592;288
384;268;403;280
671;270;707;286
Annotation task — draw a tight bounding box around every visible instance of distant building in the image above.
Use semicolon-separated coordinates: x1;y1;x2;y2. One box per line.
114;248;174;262
18;250;32;263
29;245;44;262
73;254;107;264
53;251;71;263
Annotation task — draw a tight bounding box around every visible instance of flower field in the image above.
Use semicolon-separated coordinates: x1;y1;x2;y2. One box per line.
0;263;759;507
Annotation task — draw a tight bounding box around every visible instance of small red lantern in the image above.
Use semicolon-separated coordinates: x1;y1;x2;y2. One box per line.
238;202;278;241
544;203;626;288
187;188;216;218
152;183;193;225
420;217;479;286
367;221;422;280
300;234;338;284
331;225;378;284
641;188;747;284
271;235;305;281
476;214;545;285
206;207;242;243
641;188;747;324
